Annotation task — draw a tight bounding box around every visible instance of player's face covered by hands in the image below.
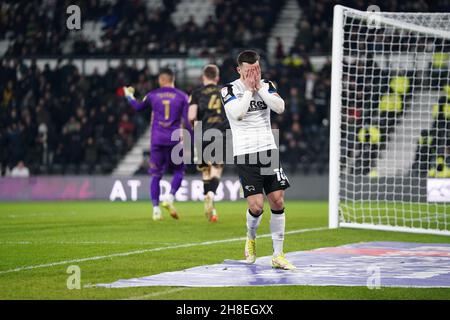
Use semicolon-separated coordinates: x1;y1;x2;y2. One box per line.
241;62;261;92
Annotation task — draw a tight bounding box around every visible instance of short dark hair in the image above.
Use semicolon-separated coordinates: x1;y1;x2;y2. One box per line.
237;50;260;66
159;67;174;81
203;64;219;80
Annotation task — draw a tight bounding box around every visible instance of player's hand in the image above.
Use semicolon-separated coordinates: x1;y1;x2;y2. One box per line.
242;66;256;92
253;65;262;91
123;86;136;101
245;65;261;91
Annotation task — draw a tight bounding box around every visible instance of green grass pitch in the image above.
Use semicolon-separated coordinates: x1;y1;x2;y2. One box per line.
0;201;449;300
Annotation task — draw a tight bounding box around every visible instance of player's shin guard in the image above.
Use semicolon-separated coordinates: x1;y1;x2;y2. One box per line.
270;208;285;256
246;209;263;240
150;176;162;207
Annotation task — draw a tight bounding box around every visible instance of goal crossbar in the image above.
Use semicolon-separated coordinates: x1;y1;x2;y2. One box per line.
342;6;450;40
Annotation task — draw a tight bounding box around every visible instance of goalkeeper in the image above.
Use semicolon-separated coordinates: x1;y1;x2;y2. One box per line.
123;68;192;221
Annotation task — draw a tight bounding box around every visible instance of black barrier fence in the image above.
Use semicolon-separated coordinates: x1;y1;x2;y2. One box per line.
2;175;446;202
0;175;329;202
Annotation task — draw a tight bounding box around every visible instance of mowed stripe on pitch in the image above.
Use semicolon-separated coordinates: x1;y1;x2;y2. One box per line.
0;227;327;275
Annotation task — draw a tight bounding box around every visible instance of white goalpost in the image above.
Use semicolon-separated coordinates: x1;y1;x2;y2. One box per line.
329;5;450;236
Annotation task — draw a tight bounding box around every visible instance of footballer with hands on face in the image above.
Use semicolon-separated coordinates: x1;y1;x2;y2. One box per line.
221;50;295;270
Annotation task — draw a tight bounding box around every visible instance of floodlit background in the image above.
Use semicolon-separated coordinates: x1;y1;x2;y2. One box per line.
1;0;444;179
0;0;449;300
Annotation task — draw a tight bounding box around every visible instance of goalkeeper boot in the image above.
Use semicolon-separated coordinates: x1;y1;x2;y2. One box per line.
244;238;256;264
152;206;163;221
204;191;214;221
271;254;296;270
161;194;179;220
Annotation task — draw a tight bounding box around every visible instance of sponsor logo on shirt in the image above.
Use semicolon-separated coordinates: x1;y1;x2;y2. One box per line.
248;100;268;112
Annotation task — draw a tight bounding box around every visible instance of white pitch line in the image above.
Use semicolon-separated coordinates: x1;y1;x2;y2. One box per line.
122;287;192;300
0;241;179;246
0;227;327;275
5;211;78;218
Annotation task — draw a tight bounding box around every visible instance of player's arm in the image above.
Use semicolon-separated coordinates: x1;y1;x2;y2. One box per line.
182;95;193;133
257;80;285;114
123;86;151;111
222;85;252;121
188;91;198;126
188;104;198;122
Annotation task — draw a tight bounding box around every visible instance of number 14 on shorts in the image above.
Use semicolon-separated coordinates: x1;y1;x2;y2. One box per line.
274;168;288;183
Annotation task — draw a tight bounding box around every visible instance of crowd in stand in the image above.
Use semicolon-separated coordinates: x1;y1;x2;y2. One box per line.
2;1;445;58
412;84;450;178
0;0;448;176
0;59;152;175
288;0;448;56
0;0;283;57
0;55;331;176
264;56;331;174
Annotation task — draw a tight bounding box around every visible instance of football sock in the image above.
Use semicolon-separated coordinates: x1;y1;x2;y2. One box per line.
270;208;285;257
246;209;262;240
150;176;162;206
170;170;183;195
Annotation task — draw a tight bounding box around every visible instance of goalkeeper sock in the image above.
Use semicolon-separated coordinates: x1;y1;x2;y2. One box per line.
150;176;161;206
270;208;285;256
170;170;183;195
246;209;263;240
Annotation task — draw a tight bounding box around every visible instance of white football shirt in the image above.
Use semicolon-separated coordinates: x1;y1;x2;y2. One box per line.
221;78;278;156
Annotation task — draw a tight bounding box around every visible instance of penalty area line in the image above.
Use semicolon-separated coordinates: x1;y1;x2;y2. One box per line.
0;227;327;275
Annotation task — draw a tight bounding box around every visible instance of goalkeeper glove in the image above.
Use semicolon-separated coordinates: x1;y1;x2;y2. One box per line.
123;86;136;102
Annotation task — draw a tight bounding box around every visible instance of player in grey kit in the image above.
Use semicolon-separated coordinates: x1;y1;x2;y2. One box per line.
124;68;192;221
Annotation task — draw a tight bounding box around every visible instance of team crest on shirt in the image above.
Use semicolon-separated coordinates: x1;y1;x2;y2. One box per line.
221;87;229;99
248;100;268;112
221;85;236;104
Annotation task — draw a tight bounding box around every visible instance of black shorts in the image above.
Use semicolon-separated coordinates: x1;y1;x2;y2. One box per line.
235;150;290;198
197;162;224;171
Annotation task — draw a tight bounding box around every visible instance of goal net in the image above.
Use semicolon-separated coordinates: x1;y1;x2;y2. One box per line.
329;5;450;235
